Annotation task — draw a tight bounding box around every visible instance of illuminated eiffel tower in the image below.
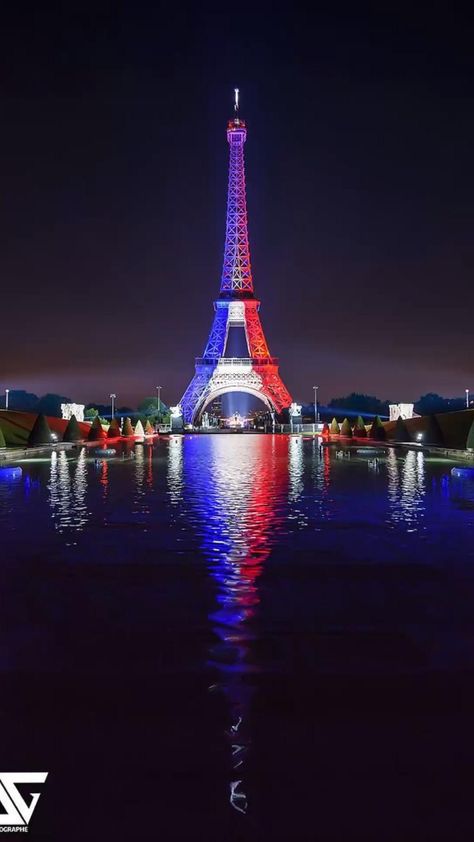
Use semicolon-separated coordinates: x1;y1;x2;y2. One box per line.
179;90;292;425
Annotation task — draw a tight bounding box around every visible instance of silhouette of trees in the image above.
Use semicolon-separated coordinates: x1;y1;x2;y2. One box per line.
415;393;466;415
0;390;39;412
37;394;73;418
329;393;390;417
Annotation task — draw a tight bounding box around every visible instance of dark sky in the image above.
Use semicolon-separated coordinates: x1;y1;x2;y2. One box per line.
1;2;473;407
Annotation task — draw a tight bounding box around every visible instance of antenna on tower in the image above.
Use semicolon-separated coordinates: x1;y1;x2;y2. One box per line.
234;88;239;114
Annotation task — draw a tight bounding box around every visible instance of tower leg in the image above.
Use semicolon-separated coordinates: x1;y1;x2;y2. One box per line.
244;303;271;358
180;367;216;425
203;305;229;358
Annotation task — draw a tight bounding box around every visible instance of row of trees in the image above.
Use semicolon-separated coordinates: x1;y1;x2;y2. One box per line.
88;416;155;441
26;414;156;447
85;398;170;425
324;416;386;441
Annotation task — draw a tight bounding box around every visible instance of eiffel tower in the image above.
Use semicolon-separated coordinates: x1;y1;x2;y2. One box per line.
180;90;292;425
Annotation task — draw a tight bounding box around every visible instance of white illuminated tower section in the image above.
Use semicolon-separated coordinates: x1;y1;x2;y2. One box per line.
180;91;292;424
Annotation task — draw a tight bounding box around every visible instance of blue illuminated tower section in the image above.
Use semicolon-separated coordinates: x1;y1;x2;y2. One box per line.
180;91;292;424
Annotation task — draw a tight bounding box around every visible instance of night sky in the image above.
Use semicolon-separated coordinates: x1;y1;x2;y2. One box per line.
1;4;473;408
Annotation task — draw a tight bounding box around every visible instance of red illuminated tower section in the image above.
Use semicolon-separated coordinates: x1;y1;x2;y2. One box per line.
180;91;292;424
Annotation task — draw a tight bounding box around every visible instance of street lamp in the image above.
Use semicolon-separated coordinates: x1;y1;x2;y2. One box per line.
466;388;470;409
110;393;116;419
156;385;162;416
313;385;319;425
5;389;9;410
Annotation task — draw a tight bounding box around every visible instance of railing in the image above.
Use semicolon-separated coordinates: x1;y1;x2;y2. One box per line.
195;356;279;367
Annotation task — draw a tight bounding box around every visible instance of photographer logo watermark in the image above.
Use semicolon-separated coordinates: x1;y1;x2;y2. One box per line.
0;774;48;833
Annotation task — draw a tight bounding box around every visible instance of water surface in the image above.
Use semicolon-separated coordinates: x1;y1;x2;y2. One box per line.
1;435;474;841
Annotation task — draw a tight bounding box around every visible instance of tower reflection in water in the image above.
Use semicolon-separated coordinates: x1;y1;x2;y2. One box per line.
48;448;89;535
181;435;289;815
387;448;426;530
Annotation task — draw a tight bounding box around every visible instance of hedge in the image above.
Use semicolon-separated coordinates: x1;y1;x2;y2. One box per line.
107;419;121;439
369;415;386;441
340;418;352;437
353;416;367;437
394;417;410;442
467;419;474;450
122;417;134;437
63;415;82;442
88;416;106;441
424;414;444;446
28;413;52;447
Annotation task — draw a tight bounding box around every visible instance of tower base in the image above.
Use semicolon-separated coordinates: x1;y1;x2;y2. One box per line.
181;357;291;426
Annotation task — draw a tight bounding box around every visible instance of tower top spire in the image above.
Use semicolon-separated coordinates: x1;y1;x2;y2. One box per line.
227;87;246;138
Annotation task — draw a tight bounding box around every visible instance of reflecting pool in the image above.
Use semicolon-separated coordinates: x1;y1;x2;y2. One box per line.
1;436;474;841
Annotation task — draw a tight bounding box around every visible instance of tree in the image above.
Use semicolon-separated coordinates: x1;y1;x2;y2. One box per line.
138;397;160;417
322;422;330;438
134;419;145;437
88;416;105;441
329;393;390;418
144;419;154;435
28;413;52;446
122;417;134;436
330;417;340;435
84;407;98;420
108;419;121;438
340;418;352;437
0;426;6;448
353;416;367;437
414;393;466;416
369;416;386;441
138;396;169;424
394;417;410;442
467;420;474;450
63;415;82;442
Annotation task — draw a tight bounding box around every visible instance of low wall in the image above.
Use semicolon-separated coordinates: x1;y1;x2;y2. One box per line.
384;408;474;450
0;410;91;447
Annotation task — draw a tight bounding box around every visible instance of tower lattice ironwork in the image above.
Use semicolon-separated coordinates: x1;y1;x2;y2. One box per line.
180;91;292;424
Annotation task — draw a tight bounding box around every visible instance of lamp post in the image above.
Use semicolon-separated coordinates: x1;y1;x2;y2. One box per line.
156;385;162;416
110;393;116;419
466;388;470;409
5;389;9;410
313;385;319;425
